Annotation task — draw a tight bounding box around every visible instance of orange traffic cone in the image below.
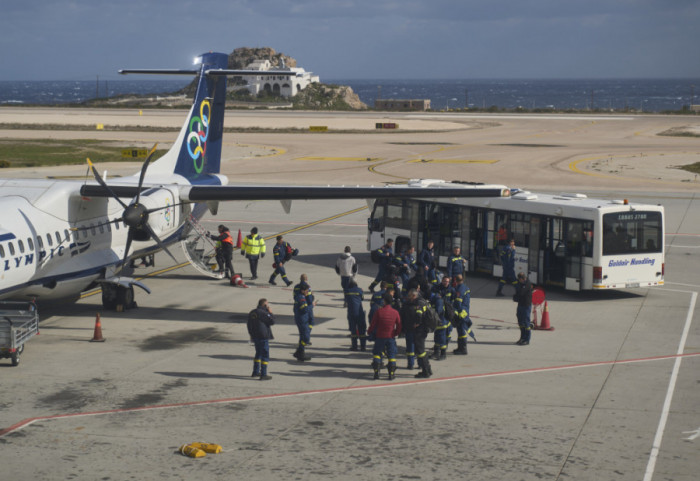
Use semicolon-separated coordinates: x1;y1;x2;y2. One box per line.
235;229;243;249
230;274;249;288
90;313;105;342
536;301;554;331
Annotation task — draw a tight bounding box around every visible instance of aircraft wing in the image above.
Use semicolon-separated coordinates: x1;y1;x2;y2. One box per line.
79;182;510;201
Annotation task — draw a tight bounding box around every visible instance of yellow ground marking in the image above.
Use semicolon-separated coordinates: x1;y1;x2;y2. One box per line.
408;159;499;164
296;156;382;162
569;151;700;181
79;206;368;299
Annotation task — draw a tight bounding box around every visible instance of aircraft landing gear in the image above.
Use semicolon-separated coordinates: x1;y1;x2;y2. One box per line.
102;284;136;311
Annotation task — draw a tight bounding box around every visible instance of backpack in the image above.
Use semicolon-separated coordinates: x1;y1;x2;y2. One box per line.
423;305;439;333
443;301;458;328
284;242;293;262
370;249;382;264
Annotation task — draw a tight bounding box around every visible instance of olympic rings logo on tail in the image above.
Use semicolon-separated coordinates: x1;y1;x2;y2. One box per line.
186;99;211;173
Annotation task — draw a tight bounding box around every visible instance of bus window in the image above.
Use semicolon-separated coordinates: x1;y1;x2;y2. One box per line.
603;212;662;255
510;213;530;247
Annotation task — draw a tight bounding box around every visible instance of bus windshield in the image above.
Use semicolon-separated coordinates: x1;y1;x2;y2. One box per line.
602;211;662;256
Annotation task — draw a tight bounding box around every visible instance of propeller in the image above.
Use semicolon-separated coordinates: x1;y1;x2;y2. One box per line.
86;144;179;268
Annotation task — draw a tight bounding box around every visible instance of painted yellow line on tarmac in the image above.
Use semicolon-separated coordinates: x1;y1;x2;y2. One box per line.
296;156;382;162
79;206;368;299
408;158;499;164
568;156;613;178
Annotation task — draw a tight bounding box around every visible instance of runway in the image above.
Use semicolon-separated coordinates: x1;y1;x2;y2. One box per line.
0;109;699;480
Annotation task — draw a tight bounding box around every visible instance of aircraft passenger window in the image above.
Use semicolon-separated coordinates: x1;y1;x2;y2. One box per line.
18;240;25;253
72;231;78;242
37;236;43;249
114;220;119;230
55;232;61;244
0;245;4;258
64;229;70;241
82;227;87;239
46;234;53;247
27;238;34;251
99;224;104;234
106;223;111;233
9;242;15;255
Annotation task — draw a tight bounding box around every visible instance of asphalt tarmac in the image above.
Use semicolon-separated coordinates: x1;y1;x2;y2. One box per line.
0;110;699;480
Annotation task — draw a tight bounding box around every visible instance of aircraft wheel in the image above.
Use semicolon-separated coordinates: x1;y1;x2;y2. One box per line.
102;285;118;310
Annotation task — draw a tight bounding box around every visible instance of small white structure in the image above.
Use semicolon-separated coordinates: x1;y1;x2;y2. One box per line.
244;59;319;98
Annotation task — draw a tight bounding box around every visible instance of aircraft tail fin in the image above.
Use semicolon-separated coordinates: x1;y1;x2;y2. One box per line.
125;52;229;184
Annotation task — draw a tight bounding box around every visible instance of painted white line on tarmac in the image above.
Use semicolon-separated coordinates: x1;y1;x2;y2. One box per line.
643;290;697;481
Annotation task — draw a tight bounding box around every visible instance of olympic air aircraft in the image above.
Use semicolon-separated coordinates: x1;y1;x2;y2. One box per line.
0;52;509;310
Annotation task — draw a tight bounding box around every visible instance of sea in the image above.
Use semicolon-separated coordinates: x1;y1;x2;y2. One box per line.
1;78;698;112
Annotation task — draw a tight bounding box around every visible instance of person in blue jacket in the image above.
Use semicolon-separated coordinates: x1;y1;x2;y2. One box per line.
446;245;468;280
368;239;394;292
269;235;293;287
418;240;437;285
497;239;518;296
293;285;312;362
345;279;367;351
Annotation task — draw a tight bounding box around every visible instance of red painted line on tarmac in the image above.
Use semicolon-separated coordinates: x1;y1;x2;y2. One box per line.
2;351;699;438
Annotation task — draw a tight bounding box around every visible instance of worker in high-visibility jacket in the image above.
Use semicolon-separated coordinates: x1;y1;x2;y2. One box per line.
241;226;266;280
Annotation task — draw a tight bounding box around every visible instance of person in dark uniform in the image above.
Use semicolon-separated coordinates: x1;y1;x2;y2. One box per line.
446;245;468;281
514;272;533;345
418;240;437;285
397;245;417;294
269;235;293;286
401;288;432;378
368;293;402;380
345;279;367;351
293;284;312;361
294;274;316;343
452;274;474;355
430;287;449;361
208;225;234;279
247;298;275;380
369;239;394;292
497;239;518;296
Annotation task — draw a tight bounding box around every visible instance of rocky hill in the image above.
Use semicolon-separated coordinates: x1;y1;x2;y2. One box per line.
228;47;297;69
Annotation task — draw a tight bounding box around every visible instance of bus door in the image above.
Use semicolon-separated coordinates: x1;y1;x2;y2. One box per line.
565;220;593;290
544;217;566;287
367;201;385;250
473;209;495;274
528;216;541;284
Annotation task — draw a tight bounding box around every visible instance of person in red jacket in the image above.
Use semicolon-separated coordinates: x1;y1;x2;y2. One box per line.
368;293;402;380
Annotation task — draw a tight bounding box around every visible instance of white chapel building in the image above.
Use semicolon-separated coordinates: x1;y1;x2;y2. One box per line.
244;59;319;98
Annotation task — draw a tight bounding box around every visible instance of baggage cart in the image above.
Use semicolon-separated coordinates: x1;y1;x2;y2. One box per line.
0;301;39;366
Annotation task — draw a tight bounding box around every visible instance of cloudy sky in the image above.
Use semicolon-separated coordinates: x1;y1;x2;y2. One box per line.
2;0;699;80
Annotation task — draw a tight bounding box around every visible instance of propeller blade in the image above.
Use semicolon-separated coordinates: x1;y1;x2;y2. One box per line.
87;158;129;209
143;223;178;264
134;144;158;205
121;231;133;268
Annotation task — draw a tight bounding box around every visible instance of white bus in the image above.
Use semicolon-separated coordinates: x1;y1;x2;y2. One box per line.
367;180;664;291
